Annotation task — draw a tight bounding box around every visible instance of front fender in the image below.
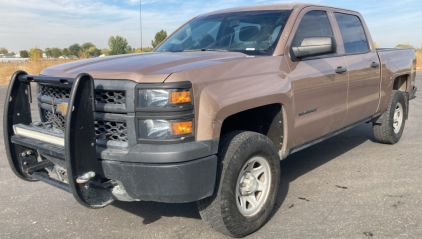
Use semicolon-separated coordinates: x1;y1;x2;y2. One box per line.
165;55;295;149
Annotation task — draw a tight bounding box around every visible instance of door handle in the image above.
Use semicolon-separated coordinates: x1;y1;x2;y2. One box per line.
370;62;380;68
335;66;347;74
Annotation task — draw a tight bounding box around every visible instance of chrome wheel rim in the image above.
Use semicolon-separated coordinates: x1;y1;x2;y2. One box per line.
393;102;403;134
235;156;271;217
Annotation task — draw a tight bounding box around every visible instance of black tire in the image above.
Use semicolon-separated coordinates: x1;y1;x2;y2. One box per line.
373;90;407;144
197;131;280;237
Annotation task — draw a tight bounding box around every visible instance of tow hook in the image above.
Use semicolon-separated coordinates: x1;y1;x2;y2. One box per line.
76;171;96;184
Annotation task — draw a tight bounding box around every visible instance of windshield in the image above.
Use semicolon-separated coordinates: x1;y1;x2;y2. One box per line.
155;10;292;56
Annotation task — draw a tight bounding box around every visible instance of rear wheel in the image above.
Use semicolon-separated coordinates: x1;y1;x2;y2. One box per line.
197;131;280;237
373;90;407;144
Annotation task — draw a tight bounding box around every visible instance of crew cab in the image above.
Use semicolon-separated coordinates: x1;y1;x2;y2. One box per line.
4;3;417;237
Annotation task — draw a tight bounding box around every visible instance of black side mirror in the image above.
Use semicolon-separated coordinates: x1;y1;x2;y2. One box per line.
292;36;336;59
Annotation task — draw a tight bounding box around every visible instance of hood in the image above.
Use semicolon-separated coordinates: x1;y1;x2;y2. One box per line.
41;52;248;83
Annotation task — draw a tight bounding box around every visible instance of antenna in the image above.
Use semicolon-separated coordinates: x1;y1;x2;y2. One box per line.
140;0;143;51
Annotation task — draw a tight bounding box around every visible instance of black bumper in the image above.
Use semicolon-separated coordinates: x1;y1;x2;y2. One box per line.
11;134;218;203
102;155;217;203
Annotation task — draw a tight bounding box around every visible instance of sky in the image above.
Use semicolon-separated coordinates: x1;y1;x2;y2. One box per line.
0;0;421;52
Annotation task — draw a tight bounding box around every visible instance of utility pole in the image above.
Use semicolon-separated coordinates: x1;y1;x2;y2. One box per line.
140;0;143;51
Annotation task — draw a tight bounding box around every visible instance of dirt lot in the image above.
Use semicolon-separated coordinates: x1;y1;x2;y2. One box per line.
0;73;421;239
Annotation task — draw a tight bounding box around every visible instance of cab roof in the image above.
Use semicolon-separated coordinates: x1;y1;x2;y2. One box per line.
200;3;356;16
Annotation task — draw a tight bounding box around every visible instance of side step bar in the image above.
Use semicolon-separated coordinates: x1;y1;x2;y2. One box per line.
4;71;114;208
289;118;371;154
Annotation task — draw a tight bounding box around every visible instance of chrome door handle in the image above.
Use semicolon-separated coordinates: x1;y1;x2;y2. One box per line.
335;66;347;74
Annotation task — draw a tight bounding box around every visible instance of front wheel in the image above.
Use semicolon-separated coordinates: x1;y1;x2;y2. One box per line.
197;131;280;237
373;90;407;144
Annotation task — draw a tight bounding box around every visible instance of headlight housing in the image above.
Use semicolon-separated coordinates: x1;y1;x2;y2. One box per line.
138;89;192;109
136;82;194;142
139;119;193;140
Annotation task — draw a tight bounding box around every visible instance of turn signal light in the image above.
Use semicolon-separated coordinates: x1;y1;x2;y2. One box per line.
170;91;191;104
170;121;193;135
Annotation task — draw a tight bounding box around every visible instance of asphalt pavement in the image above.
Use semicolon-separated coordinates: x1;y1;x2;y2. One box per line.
0;73;421;239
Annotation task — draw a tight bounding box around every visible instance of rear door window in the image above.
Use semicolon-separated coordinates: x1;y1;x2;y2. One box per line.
334;13;369;54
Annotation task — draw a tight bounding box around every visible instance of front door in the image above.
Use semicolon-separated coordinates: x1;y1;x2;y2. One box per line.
285;9;349;147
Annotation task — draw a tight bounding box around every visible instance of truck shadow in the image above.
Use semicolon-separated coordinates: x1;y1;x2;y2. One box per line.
112;123;376;225
268;122;375;220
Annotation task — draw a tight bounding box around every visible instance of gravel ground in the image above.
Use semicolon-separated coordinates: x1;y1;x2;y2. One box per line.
0;73;421;239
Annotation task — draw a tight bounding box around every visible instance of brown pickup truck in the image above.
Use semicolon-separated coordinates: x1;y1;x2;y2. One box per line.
4;3;417;237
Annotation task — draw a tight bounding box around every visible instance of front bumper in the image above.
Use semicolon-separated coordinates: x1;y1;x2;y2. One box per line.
103;155;217;203
4;72;217;208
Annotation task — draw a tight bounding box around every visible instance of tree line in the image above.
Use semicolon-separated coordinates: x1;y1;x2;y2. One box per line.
1;30;168;59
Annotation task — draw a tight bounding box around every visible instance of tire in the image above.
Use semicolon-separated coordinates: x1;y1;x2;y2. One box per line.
373;90;407;144
197;131;280;237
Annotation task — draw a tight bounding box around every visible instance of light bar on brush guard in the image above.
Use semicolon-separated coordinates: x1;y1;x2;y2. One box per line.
3;71;114;208
13;124;65;147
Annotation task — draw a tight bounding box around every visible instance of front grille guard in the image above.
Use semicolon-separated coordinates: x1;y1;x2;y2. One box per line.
4;71;114;208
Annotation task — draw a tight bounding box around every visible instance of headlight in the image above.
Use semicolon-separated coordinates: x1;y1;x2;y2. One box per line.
139;119;193;140
138;89;192;108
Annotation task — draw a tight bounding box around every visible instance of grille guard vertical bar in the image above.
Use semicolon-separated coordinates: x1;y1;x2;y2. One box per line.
65;73;114;208
3;70;36;181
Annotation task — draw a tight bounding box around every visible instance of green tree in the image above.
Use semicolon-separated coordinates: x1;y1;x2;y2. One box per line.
10;52;15;56
44;48;52;58
51;47;62;58
19;50;29;58
69;43;81;56
151;30;167;48
82;46;101;58
142;47;153;52
108;35;128;55
89;47;101;57
101;48;110;56
395;44;414;49
81;42;95;51
29;47;42;61
62;48;69;56
126;45;134;53
0;47;8;54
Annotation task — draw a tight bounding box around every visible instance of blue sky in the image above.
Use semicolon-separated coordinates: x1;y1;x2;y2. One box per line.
1;0;421;52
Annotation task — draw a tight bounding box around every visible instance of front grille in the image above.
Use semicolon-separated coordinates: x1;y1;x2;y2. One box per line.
39;84;126;105
41;109;128;143
40;85;70;100
42;109;66;132
95;90;126;104
94;121;128;142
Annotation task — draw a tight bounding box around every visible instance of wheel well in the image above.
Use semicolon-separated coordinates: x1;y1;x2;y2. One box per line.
393;75;410;92
220;104;284;151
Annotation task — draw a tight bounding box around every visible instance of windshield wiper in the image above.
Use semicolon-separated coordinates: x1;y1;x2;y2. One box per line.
182;48;229;52
202;48;228;52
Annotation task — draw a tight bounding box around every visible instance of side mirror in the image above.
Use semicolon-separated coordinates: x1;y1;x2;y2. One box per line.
292;37;336;59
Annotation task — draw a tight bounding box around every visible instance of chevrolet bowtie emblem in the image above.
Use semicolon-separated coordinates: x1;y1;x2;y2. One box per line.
56;103;68;116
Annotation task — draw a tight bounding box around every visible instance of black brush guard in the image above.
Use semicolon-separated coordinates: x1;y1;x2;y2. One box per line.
4;71;114;208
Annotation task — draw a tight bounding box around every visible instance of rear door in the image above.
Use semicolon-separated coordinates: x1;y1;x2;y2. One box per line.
333;11;381;125
284;8;349;147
